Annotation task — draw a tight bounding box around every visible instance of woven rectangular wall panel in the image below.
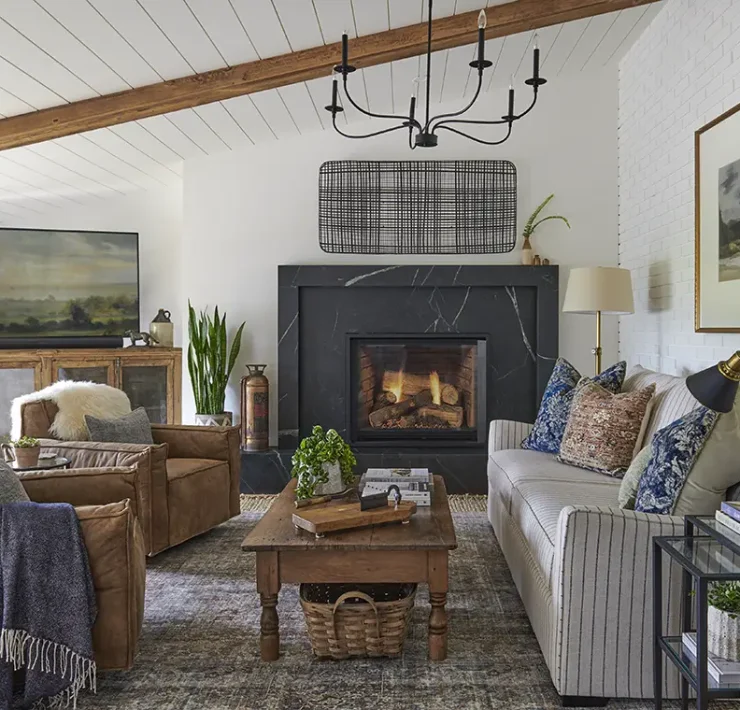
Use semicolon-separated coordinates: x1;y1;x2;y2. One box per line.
318;160;517;254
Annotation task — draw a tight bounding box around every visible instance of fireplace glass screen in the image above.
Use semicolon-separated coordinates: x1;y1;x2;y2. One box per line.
351;337;485;442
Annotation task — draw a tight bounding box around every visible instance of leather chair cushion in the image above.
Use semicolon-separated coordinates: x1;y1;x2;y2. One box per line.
166;458;231;547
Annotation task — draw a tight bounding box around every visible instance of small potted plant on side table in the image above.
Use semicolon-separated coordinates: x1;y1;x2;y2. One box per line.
1;436;41;468
708;581;740;660
291;425;356;500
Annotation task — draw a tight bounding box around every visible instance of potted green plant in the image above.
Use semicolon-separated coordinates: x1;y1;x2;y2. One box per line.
521;194;571;265
291;425;357;500
187;301;246;426
708;581;740;660
1;436;41;468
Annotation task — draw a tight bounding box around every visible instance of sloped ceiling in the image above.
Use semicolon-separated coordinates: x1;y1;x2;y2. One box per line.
0;0;663;220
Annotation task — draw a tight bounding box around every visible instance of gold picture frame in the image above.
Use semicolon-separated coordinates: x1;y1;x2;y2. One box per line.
695;101;740;332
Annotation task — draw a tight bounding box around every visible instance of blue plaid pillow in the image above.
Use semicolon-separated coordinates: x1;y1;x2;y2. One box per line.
634;406;719;514
521;358;627;454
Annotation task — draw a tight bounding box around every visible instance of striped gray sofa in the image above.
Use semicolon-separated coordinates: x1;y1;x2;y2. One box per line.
487;366;709;704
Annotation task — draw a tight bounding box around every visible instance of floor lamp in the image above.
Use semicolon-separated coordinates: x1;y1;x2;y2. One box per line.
562;266;634;375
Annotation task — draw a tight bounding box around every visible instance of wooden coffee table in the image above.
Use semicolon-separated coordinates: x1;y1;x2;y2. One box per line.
242;476;457;661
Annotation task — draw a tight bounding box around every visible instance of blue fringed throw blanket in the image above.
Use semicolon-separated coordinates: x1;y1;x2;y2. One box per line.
0;502;97;709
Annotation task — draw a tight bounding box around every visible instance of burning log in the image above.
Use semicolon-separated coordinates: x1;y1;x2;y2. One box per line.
440;384;460;406
372;391;397;411
368;399;413;428
381;371;429;397
417;404;464;428
412;389;434;408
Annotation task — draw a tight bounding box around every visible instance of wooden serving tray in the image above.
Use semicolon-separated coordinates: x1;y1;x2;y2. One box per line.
292;500;417;537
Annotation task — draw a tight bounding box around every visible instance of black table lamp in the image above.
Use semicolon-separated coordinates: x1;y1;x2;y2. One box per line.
686;351;740;413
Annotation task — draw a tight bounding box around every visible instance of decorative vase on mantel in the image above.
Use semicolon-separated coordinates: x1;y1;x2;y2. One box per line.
708;605;740;661
521;235;534;265
194;412;233;427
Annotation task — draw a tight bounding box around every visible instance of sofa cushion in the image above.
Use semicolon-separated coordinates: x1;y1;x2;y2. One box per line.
510;478;620;580
558;380;656;476
488;449;621;579
489;449;620;509
522;358;626;455
623;365;698;442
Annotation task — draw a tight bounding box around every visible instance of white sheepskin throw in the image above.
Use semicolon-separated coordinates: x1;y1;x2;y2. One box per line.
11;381;132;441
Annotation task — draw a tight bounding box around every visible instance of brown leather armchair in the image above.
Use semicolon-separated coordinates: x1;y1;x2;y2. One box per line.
19;466;146;670
18;400;241;556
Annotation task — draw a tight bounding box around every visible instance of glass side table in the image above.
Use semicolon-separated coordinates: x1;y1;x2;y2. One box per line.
653;516;740;710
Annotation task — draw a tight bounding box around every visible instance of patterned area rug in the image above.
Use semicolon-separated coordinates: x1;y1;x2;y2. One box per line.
79;506;714;709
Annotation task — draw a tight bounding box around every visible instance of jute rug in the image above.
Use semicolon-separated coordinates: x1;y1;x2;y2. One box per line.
78;500;719;710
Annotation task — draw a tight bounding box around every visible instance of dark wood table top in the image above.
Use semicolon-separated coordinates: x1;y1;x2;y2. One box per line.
242;476;457;552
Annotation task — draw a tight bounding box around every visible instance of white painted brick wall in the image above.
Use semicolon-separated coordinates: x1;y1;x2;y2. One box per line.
618;0;740;375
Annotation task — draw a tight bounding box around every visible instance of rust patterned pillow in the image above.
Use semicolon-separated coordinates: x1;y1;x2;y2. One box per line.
557;379;656;477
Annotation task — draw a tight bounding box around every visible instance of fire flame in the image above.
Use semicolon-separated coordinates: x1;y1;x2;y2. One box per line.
389;370;404;403
429;371;441;405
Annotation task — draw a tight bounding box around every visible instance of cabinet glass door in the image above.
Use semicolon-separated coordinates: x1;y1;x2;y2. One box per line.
0;365;39;439
121;364;170;424
53;360;114;386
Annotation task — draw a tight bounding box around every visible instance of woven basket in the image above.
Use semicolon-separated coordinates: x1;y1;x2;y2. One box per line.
299;583;417;659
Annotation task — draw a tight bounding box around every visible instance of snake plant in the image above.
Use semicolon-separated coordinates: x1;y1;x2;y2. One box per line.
187;301;245;415
523;194;571;239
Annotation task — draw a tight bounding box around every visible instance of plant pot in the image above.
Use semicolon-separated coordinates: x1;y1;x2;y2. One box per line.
314;461;344;496
11;446;40;468
194;412;233;427
708;605;740;660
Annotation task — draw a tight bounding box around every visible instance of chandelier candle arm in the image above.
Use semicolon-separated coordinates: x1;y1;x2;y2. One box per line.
327;0;545;148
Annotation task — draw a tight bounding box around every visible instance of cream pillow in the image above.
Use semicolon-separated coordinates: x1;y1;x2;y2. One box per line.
673;396;740;516
618;444;652;509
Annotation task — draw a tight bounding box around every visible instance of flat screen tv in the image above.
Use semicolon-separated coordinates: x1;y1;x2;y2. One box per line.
0;228;139;343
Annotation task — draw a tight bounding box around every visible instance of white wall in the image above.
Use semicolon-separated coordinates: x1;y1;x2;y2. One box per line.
618;0;740;375
5;184;184;344
183;71;620;432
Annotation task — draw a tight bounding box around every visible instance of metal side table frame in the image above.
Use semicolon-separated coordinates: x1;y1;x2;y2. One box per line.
653;515;740;710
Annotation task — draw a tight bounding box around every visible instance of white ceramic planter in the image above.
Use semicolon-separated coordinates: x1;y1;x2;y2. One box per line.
194;412;233;427
314;461;344;496
708;605;740;661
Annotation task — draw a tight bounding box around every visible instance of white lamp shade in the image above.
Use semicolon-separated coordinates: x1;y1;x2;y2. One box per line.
562;267;634;315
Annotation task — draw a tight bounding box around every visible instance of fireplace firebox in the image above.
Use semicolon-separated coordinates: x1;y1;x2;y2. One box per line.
349;335;486;445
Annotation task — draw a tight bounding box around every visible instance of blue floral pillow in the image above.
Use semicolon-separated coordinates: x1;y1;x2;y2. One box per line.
634;406;719;515
521;358;627;454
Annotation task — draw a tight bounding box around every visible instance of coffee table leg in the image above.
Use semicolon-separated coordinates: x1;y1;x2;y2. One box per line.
256;551;280;661
428;550;448;661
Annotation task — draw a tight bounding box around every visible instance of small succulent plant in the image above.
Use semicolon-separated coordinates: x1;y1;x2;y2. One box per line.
291;425;356;500
709;581;740;618
11;436;39;448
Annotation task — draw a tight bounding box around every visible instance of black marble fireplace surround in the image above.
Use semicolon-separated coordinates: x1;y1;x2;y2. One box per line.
241;265;558;494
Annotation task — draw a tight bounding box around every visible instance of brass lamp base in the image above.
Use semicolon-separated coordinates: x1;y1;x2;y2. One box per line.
592;310;602;375
719;351;740;382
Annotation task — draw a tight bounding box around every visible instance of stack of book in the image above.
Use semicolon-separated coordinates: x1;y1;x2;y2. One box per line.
714;502;740;536
682;632;740;686
360;468;433;507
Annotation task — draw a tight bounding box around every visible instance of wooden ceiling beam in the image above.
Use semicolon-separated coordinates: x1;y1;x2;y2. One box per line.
0;0;660;152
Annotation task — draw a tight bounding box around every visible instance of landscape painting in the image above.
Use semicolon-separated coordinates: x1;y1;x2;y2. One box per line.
719;158;740;282
0;229;139;339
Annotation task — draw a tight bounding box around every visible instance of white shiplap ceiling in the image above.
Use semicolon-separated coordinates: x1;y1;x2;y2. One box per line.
0;0;664;220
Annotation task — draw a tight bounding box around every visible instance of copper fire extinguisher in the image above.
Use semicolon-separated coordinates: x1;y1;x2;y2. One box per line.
241;364;269;451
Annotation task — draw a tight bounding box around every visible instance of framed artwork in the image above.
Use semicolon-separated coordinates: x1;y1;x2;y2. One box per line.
696;102;740;332
0;228;140;340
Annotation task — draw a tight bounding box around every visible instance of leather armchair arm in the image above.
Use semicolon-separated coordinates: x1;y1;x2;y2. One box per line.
20;465;140;518
38;439;169;556
152;424;241;518
150;424;239;460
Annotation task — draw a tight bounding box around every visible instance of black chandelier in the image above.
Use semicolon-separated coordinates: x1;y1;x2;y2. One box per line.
325;0;546;148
